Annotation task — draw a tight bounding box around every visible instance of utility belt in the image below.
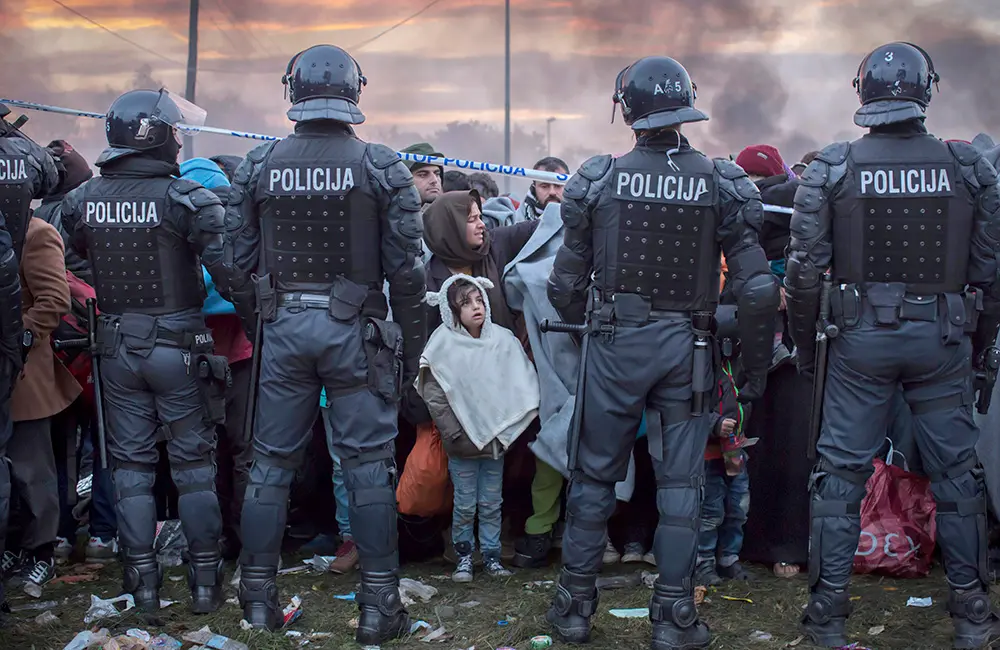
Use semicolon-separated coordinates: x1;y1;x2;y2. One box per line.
97;313;231;424
590;291;714;416
829;283;982;345
254;273;403;404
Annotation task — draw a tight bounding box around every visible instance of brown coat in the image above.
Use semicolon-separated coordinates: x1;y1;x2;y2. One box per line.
12;217;81;422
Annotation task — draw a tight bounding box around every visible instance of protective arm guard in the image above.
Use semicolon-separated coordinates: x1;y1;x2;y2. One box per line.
783;143;845;366
547;154;612;324
0;247;23;384
59;184;90;259
222;142;273;332
715;159;780;393
367;144;428;384
169;178;226;273
950;140;1000;361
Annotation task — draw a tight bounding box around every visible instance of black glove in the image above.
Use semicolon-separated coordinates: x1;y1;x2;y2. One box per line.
400;384;431;427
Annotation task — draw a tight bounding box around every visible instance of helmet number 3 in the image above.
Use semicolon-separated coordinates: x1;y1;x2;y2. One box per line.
884;51;894;62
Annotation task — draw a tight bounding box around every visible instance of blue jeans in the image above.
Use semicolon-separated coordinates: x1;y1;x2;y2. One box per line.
321;408;351;539
697;457;750;566
448;456;503;557
83;422;117;541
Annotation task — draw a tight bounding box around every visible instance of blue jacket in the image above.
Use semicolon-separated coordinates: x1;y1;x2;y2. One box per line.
179;158;236;316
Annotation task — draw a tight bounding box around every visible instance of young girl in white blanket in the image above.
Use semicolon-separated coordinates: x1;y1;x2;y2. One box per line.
416;274;540;582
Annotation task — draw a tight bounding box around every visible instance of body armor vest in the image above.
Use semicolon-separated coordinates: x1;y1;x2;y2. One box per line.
595;149;720;312
259;134;381;294
81;177;205;315
833;134;974;294
0;137;39;258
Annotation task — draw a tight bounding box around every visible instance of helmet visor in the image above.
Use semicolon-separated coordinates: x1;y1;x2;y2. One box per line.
156;89;207;129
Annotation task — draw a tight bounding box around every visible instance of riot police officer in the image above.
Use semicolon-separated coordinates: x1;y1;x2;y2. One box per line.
546;56;779;650
60;89;229;614
222;45;426;644
0;104;58;594
786;43;1000;649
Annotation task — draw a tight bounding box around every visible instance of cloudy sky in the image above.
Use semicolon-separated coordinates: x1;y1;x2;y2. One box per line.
3;0;999;178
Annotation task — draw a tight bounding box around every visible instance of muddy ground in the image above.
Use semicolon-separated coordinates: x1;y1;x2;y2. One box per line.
0;553;972;650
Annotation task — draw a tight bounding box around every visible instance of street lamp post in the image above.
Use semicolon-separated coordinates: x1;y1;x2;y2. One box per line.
503;0;511;194
546;116;556;157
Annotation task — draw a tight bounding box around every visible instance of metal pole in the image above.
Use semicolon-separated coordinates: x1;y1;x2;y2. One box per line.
184;0;199;160
503;0;511;194
546;117;555;157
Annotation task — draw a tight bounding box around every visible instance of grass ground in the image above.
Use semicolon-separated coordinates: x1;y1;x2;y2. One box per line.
0;555;970;650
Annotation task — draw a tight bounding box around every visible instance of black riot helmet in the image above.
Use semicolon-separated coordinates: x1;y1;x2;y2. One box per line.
613;56;708;131
853;42;939;128
283;45;367;124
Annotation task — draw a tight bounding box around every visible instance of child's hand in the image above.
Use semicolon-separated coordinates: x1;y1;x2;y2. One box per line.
720;418;736;435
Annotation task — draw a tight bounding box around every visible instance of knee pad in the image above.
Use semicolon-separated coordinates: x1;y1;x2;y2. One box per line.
807;461;869;587
112;462;157;501
171;461;217;497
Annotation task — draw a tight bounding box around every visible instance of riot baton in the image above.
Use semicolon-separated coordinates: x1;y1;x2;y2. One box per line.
52;299;107;468
806;272;839;461
243;310;263;443
975;345;1000;415
540;318;590;472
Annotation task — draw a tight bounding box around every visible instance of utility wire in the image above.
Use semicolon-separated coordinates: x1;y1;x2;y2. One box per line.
350;0;447;51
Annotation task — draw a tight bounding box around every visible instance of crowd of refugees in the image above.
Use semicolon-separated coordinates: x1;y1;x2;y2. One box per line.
0;134;873;595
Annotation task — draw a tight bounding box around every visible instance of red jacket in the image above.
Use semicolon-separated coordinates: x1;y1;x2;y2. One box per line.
206;314;253;364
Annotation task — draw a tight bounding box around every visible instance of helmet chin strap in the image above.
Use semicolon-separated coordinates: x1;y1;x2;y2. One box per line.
665;129;682;172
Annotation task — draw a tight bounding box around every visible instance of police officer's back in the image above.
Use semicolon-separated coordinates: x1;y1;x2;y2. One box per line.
0;104;59;259
786;43;1000;648
545;56;778;650
60;89;230;615
223;45;425;644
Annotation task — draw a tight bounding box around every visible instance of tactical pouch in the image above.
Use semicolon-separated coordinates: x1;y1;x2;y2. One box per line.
865;284;905;328
941;293;968;346
609;293;651;327
830;285;861;331
253;274;277;323
328;276;367;324
96;317;122;359
195;353;231;424
899;295;937;322
120;314;158;358
362;317;404;404
964;288;983;334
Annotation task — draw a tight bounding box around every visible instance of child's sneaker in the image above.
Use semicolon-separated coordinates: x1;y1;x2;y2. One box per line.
453;554;474;583
85;537;119;564
718;560;748;581
484;555;512;577
602;540;620;565
21;558;55;587
621;542;645;563
54;537;73;565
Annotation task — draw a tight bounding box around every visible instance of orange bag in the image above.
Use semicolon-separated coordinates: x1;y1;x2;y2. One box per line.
396;423;452;516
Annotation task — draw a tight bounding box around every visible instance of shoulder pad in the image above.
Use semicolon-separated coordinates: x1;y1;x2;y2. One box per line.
246;141;275;165
577;154;613;182
366;143;402;170
564;155;612;201
169;179;223;211
815;141;850;166
713;157;749;181
948;140;982;167
975;157;998;188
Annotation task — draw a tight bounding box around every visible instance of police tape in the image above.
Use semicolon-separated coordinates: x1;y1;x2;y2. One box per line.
1;97;795;213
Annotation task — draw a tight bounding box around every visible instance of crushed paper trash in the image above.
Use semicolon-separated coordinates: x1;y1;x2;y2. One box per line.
906;596;933;607
399;578;438;605
524;580;554;588
641;571;657;588
63;628;111;650
302;555;339;572
786;636;805;647
282;595;303;628
694;585;707;605
24;581;43;598
182;625;249;650
34;610;59;625
750;630;773;642
459;600;480;608
84;594;135;624
868;625;886;635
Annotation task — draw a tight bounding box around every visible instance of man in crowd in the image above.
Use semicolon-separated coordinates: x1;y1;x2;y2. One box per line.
401;142;444;208
545;56;778;650
61;89;229;613
223;45;427;645
515;157;569;222
786;42;1000;648
7;215;78;587
469;172;499;199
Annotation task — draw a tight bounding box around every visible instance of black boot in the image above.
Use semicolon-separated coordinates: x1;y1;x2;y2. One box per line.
649;582;710;650
122;548;161;612
546;568;599;643
513;532;552;568
239;565;280;631
949;580;1000;649
801;579;851;647
356;570;410;645
188;549;224;614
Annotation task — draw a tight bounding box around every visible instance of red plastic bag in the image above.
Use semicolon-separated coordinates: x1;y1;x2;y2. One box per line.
853;457;937;578
396;422;452;517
